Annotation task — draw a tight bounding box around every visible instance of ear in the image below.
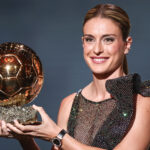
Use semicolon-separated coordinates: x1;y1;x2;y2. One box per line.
124;36;132;54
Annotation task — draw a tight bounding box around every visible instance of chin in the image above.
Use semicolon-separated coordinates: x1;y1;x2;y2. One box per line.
91;68;110;76
92;72;111;79
89;65;110;75
91;65;123;78
93;68;124;79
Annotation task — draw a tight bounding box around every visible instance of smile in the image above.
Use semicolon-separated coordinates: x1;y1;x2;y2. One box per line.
91;57;108;64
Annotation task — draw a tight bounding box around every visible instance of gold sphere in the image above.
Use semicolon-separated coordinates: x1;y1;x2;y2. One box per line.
0;42;44;106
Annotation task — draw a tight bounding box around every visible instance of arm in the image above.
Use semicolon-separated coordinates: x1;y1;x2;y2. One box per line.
18;137;40;150
51;93;76;150
7;95;150;150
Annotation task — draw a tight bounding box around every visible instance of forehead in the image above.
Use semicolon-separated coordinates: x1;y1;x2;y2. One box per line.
83;17;122;36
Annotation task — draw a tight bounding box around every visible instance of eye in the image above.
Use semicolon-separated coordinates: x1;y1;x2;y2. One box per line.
103;37;115;44
83;36;95;43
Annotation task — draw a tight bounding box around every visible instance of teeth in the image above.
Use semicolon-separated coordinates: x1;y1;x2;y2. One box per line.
93;58;106;62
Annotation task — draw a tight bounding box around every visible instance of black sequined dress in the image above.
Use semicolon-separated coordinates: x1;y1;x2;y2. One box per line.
67;74;150;150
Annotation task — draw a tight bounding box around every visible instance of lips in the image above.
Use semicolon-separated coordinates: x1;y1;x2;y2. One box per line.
91;57;109;64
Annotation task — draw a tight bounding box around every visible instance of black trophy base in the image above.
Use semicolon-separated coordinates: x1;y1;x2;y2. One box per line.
0;105;38;125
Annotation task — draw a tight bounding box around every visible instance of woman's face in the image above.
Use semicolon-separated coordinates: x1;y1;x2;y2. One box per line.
82;17;131;76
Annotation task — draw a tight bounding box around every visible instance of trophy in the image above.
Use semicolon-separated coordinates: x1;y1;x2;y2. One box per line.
0;42;44;124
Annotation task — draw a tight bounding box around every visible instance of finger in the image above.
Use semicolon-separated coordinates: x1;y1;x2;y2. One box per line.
1;121;11;132
7;123;37;138
1;121;8;133
13;120;38;132
1;121;12;137
7;123;25;135
32;105;50;122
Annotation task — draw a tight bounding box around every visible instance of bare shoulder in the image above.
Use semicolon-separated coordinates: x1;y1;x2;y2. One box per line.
135;94;150;124
115;94;150;150
137;93;150;104
136;94;150;114
57;93;77;130
60;93;76;110
135;94;150;127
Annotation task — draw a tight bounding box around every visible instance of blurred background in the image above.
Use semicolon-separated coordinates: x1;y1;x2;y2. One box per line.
0;0;150;149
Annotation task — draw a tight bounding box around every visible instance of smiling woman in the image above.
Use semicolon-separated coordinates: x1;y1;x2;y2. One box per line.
1;3;150;150
82;17;131;77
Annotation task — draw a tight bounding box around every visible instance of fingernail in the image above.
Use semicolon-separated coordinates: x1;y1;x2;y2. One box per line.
7;128;11;132
14;120;17;123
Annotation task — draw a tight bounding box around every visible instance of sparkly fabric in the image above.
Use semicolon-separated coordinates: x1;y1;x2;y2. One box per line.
67;74;150;149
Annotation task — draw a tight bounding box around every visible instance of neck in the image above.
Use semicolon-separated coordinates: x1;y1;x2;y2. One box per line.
83;68;125;102
93;66;126;80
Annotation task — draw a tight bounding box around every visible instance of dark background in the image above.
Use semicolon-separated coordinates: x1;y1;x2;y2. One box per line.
0;0;150;149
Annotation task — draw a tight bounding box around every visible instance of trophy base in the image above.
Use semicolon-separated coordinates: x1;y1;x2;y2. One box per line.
0;105;38;125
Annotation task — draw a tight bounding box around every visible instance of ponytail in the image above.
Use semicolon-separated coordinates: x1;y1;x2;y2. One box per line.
123;55;128;75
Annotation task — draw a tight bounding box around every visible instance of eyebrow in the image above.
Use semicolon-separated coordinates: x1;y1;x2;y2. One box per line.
82;34;94;38
83;34;117;39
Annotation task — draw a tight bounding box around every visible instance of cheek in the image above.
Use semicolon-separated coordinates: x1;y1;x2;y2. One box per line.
106;44;124;56
83;46;91;65
83;45;93;55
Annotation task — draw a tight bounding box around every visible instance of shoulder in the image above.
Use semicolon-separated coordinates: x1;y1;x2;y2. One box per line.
132;94;150;145
60;93;77;108
57;93;77;130
114;95;150;149
133;94;150;130
136;94;150;110
135;94;150;119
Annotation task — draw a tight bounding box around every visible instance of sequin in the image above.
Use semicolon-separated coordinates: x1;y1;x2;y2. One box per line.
122;112;128;117
67;74;150;149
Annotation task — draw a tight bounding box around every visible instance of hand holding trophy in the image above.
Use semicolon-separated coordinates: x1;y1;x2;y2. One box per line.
0;42;44;124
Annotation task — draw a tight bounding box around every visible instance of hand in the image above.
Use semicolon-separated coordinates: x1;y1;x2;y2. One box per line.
0;120;32;141
0;120;13;138
7;105;61;141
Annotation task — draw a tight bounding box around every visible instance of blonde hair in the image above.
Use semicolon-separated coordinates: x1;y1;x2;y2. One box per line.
83;4;130;74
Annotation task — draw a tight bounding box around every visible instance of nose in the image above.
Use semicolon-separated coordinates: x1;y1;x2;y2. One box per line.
93;41;104;55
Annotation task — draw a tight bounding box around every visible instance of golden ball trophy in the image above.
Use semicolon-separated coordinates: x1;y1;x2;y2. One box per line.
0;42;44;124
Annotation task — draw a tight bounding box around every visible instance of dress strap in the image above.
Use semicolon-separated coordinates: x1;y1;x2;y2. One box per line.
76;89;82;97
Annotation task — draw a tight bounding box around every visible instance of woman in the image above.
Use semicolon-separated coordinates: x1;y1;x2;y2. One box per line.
2;3;150;150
